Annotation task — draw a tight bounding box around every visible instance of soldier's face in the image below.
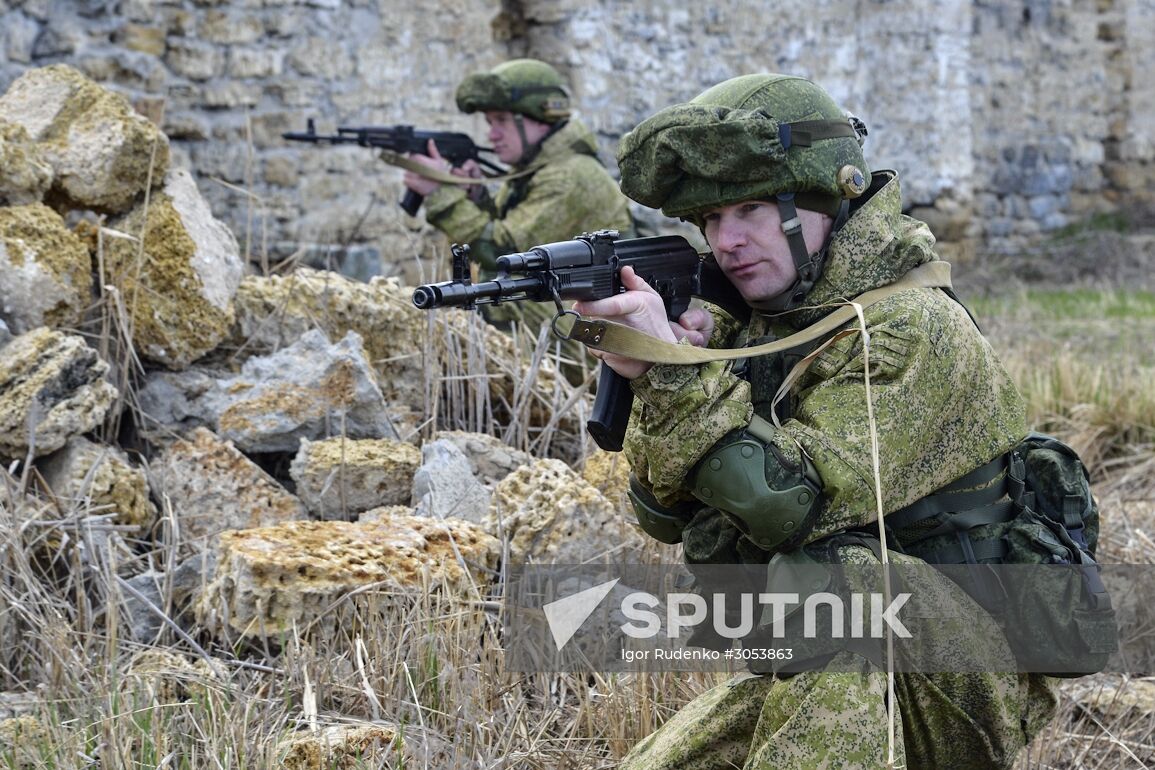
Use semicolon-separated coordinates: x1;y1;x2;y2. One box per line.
704;201;832;303
484;110;551;164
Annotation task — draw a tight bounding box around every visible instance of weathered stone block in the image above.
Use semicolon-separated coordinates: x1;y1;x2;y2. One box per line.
197;514;499;638
0;120;52;205
290;436;422;519
164;39;222;81
229;268;426;405
0;327;117;460
411;438;491;523
147;427;307;556
137;330;396;453
432;430;533;485
0;203;92;333
487;458;645;564
0;715;49;767
102;167;242;369
277;722;452;770
229;269;576;435
117;24;167;56
581;448;632;505
37;435;155;531
0;63;170;213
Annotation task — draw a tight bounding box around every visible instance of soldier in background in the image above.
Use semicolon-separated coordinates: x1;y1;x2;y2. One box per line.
404;59;633;382
572;73;1059;768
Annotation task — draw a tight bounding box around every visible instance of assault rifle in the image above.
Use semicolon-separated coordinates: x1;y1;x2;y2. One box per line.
413;230;750;452
283;119;505;216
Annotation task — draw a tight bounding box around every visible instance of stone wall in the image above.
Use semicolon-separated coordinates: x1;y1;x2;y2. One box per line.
1;0;1151;279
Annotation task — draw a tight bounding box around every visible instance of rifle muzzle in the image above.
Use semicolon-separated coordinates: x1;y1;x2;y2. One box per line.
412;285;440;309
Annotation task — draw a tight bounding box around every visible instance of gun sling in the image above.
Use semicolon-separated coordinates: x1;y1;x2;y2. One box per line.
377;150;541;187
556;260;953;366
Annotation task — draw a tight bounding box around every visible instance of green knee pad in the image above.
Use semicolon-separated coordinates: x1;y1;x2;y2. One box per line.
627;474;695;544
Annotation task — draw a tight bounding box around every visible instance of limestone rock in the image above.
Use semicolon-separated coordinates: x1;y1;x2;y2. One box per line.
0;715;49;768
433;430;533;485
37;436;155;531
121;553;214;643
197;514;500;638
0;63;170;213
228;268;579;433
487;458;646;564
147;427;307;556
0;692;37;722
137;330;395;453
411;438;491;523
581;448;632;506
277;722;451;770
290;436;421;519
228;267;428;406
102;167;242;369
0;120;52;205
121;649;220;704
0;203;92;334
0;327;118;459
1070;677;1155;720
356;505;414;523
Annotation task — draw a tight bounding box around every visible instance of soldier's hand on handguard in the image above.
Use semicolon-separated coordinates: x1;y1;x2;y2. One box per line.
572;266;713;380
402;139;450;197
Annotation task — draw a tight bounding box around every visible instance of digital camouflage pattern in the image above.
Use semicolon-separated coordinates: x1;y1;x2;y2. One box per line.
423;116;632;370
620;545;1058;770
621;170;1056;767
627;171;1026;526
423;117;632;271
618;74;868;222
455;58;571;124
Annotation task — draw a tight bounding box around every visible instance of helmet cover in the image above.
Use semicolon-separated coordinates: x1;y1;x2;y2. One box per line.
456;59;571;123
618;74;870;221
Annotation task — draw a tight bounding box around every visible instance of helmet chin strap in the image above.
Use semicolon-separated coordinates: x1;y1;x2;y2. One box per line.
511;114;532;165
510;114;564;167
750;194;849;312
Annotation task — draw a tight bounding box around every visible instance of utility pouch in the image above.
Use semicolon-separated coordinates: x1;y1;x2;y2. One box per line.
743;538;890;676
890;433;1117;677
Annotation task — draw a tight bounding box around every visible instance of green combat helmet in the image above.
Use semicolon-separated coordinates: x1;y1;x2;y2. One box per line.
455;59;571;124
617;74;871;309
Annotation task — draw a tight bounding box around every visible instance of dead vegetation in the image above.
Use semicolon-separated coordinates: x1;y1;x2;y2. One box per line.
3;230;1155;767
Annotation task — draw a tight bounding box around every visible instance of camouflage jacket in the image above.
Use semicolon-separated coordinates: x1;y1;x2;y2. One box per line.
422;117;634;272
624;171;1027;561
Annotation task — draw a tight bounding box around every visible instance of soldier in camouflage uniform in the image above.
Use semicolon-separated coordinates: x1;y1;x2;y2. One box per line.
571;74;1057;768
404;59;633;381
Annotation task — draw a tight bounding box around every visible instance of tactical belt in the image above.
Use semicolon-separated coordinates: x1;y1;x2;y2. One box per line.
886;452;1017;565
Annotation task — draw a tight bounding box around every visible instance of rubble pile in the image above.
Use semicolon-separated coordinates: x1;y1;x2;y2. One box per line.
0;66;639;756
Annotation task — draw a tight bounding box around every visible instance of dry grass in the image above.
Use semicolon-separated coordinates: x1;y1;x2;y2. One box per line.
3;253;1155;768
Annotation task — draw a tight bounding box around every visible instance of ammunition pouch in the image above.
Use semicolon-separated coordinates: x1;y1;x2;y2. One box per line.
689;431;822;552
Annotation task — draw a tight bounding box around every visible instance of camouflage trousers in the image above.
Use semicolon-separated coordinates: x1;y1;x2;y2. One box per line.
620;544;1059;770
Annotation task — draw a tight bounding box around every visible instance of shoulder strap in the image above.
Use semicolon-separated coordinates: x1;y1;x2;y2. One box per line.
556;261;953;365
